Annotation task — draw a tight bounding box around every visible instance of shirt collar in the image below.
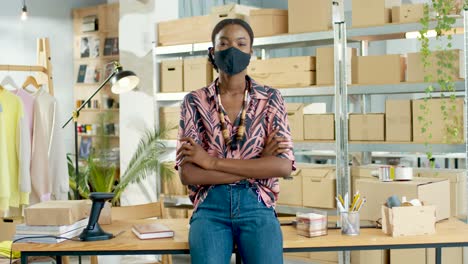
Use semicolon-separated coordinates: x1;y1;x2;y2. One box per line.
206;75;268;101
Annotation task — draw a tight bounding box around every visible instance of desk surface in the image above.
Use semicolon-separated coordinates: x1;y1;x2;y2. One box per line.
12;218;468;253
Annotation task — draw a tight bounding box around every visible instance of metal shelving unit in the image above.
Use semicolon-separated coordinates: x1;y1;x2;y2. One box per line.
155;81;465;101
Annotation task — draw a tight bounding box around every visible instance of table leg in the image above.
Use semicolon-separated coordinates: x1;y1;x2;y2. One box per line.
435;247;442;264
21;253;28;264
56;255;62;264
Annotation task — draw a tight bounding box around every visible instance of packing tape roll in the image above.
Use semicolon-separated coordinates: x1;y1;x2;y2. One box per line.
394;167;413;181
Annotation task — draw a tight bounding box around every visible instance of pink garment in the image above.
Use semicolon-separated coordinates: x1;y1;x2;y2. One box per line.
14;89;34;143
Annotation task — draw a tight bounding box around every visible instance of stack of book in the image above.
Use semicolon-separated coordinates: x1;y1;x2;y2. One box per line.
13;218;89;244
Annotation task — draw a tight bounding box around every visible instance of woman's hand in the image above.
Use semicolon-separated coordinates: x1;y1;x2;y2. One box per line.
177;137;217;170
261;129;291;157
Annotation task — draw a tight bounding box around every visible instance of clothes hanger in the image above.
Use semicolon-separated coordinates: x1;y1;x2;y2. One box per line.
0;75;20;90
22;75;40;90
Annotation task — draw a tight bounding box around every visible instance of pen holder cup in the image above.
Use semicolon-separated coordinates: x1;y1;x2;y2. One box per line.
340;211;360;236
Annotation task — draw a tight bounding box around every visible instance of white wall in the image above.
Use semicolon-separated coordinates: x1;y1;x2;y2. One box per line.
119;0;179;205
0;0;106;155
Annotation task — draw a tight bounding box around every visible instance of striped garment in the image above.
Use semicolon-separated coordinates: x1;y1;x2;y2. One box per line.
176;76;296;210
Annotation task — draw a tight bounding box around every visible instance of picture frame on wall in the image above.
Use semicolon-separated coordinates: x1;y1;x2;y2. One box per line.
80;37;90;58
77;64;87;83
103;37;119;56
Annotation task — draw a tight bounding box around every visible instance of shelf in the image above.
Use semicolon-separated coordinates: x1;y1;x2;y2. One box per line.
348;17;463;41
154;18;463;56
75;55;119;63
161;139;464;153
80;108;119;113
294;150;466;159
155;81;465;101
294;141;465;153
155;31;335;56
78;134;119;138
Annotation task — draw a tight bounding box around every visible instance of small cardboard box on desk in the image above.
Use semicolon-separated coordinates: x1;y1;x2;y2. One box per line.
25;200;88;226
356;178;450;222
381;204;436;237
0;217;23;241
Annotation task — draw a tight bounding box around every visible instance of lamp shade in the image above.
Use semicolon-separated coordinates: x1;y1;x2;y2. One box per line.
110;70;140;94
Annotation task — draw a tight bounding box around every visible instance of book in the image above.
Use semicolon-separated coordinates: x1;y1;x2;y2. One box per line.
13;226;86;244
15;218;89;236
132;223;174;240
80;37;90;58
89;37;100;58
77;64;87;83
103;37;119;56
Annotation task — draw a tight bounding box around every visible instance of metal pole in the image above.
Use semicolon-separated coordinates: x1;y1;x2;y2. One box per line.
333;1;350;264
360;40;372;165
463;8;468;224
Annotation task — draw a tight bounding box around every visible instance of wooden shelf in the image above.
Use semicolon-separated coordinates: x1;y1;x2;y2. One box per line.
80;108;119;113
78;134;119;138
75;55;119;62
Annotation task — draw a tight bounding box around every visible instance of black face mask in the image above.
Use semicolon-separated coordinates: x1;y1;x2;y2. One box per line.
214;47;251;76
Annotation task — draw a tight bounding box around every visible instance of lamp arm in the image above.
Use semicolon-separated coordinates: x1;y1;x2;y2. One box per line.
62;70;118;129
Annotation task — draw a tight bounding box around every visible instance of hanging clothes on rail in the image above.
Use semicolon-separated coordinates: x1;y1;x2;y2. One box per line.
30;87;68;203
0;86;31;211
13;88;35;142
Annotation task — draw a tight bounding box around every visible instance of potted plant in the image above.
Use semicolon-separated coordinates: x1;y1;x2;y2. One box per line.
68;126;173;205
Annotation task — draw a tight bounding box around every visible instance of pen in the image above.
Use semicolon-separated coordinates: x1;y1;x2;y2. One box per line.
350;192;360;211
356;197;367;212
335;197;346;212
338;194;345;208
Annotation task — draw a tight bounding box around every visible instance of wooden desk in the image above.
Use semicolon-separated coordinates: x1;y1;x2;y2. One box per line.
12;218;468;264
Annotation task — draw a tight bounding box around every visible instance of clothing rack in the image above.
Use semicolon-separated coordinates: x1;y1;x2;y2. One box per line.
0;38;54;95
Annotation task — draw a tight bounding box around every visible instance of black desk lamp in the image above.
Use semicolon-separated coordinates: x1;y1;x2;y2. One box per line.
62;62;139;241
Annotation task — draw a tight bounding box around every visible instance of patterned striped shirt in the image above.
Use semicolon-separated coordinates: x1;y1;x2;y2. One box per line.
176;76;296;210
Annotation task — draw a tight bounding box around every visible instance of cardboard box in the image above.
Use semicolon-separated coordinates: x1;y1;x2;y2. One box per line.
353;0;391;27
390;249;426;264
351;165;380;194
356;178;450;221
414;168;467;216
25;200;88;226
157;15;211;46
427;247;463;264
284;252;310;260
0;217;23;241
289;0;332;33
248;56;315;74
392;4;424;23
412;98;464;143
382;204;436;237
161;162;186;195
303;114;335;140
354;55;406;85
407;50;462;83
286;103;304;141
250;9;288;37
210;4;256;25
278;170;302;206
183;57;213;92
385;100;412;142
249;71;316;88
160;60;183;92
159;107;180;140
349;114;385;141
316;47;357;85
351;250;388;264
301;164;336;209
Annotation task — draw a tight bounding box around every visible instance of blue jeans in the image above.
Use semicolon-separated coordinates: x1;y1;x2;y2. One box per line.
189;182;283;264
